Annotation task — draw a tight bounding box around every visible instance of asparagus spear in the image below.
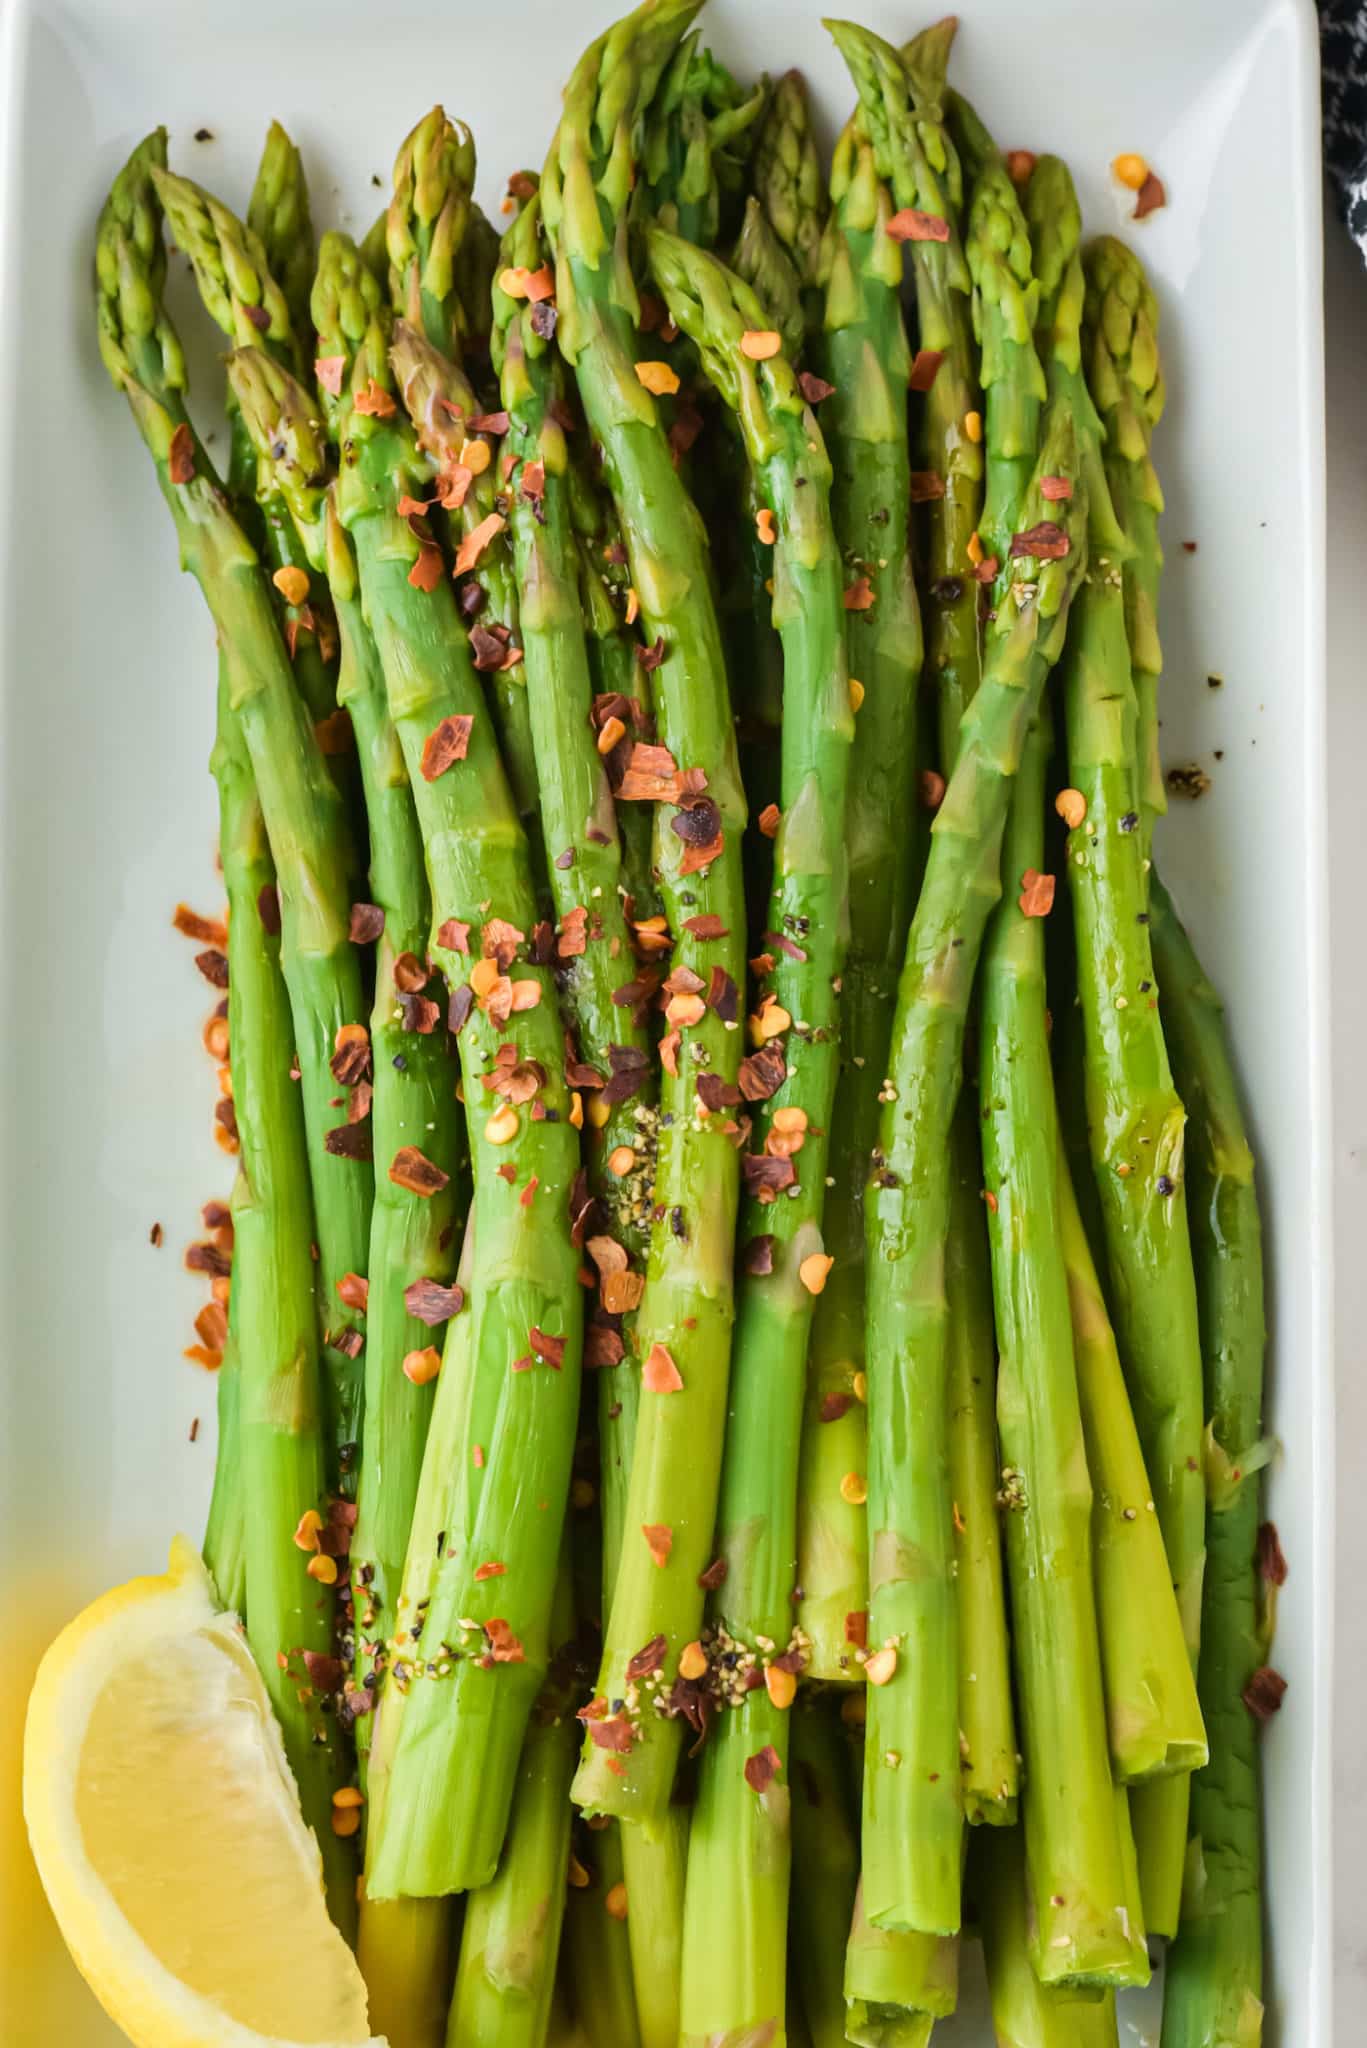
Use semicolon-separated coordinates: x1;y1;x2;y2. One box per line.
645;226;851;2047
974;1827;1121;2048
1152;875;1272;2048
312;232;584;1898
872;20;982;778
99;135;355;1923
1059;1124;1207;1784
562;1820;644;2048
145;165;371;1464
542;0;751;1828
731;195;805;361
789;1702;861;2048
637;31;765;248
1032;214;1203;1936
1084;236;1166;860
751;69;829;340
490;192;656;1253
202;1152;246;1619
387;110;540;828
980;700;1148;1988
795;107;919;1687
247;120;316;342
446;1555;578;2048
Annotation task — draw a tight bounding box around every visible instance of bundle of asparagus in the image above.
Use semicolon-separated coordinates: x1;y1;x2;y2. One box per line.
84;4;1283;2044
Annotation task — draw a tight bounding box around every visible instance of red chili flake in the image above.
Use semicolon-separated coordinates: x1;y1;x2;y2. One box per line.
520;460;545;502
315;355;346;396
325;1122;373;1161
168;422;195;484
642;1522;673;1568
706;966;738;1022
743;1153;797;1203
473;1562;507;1582
188;1416;199;1441
890;207;950;242
420;714;474;780
1019;869;1056;919
353;378;397;418
1133;172;1166;220
469;625;505;671
681;915;727;943
483;1618;525;1664
194;949;229;988
403;1277;464;1326
585;1323;626;1369
1257;1522;1288;1586
588;1715;634;1753
972;555;999;585
679;829;723;877
349;902;385;943
738;1044;786;1102
301;1650;345;1693
173;904;227;945
636;636;667;674
742;1235;775;1277
448;984;475;1034
910;471;946;502
908;349;944;393
389;1146;450;1196
437;918;471;954
626;1634;669;1681
519;1176;539;1208
1242;1666;1287;1720
529;1326;567;1370
744;1744;783;1794
821;1391;854;1423
766;931;807;964
659;1028;681;1078
797;370;836;404
844;1610;868;1648
185;1241;232;1279
214;1096;238;1141
149;1221;164;1248
577;1694;609;1722
194;1300;228;1352
757;803;781;840
408;542;444;592
330;1025;371;1086
1010;521;1070;560
469;409;511;435
843;577;874;612
336;1272;369;1311
698;1556;728;1592
643;1343;683;1394
392;952;428;994
1039;475;1073;502
921;769;946;810
696;1073;742;1113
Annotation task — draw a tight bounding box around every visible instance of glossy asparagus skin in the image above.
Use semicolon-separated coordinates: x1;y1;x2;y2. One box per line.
645;227;850;2048
752;69;829;337
853;322;1090;1932
246;120;315;340
1059;1102;1208;1783
789;1703;861;2048
563;1819;644;2048
1153;874;1271;2048
1085;236;1167;860
386;109;539;828
843;1709;958;2044
980;703;1148;1988
796;117;921;1685
313;234;583;1899
543;0;751;1827
859;19;981;777
446;1561;578;2048
974;1826;1121;2048
99;142;372;1503
490;195;655;1249
1032;213;1204;1937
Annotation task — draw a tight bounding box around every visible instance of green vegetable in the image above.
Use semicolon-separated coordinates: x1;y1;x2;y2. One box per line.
974;1827;1120;2047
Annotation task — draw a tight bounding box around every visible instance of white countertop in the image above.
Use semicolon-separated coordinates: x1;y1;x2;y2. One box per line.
1325;202;1367;2037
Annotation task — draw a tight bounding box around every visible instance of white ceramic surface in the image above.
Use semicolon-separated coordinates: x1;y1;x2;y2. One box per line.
0;1;1330;2041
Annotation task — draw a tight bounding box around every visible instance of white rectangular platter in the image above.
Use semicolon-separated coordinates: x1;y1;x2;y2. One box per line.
0;0;1330;2040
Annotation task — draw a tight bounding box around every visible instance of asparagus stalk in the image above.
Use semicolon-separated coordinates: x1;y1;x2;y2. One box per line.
312;233;584;1898
1152;874;1272;2048
829;19;1088;1938
542;0;751;1827
490;192;656;1253
144;164;371;1468
446;1556;578;2048
644;227;851;2048
100;144;355;1924
1084;237;1166;860
247;120;316;343
789;1702;861;2048
980;700;1148;1988
202;1146;246;1619
796;108;920;1687
974;1827;1121;2048
387;110;540;828
637;31;765;248
1059;1126;1207;1783
752;70;829;340
1033;217;1204;1936
562;1820;644;2048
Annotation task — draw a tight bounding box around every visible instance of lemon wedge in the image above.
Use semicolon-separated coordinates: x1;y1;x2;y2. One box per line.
22;1536;382;2048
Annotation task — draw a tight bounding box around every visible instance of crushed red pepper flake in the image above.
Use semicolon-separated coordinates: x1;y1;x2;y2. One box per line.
1039;475;1073;502
173;904;227;946
168;423;195;484
315;355;345;396
757;803;781;839
626;1634;669;1681
908;348;945;393
844;1610;868;1648
392;952;428;994
587;1714;634;1753
473;1561;507;1582
194;949;229;988
353;378;397;418
1243;1666;1287;1720
185;1241;232;1279
389;1146;451;1197
1257;1522;1288;1586
454;512;506;576
325;1122;372;1161
349;902;385;943
149;1221;164;1248
910;471;946;502
314;707;353;756
1010;521;1071;560
1019;869;1056;918
643;1343;683;1394
821;1391;854;1423
696;1073;742;1113
529;1326;567;1370
682;913;728;940
330;1024;371;1086
843;577;874;612
921;769;946;810
797;370;835;404
698;1556;727;1591
408;541;444;592
742;1234;775;1276
1133;172;1166;220
642;1522;673;1568
420;714;474;781
438;918;472;954
585;1323;626;1369
336;1272;369;1312
743;1152;797;1202
744;1744;783;1794
483;1618;525;1663
887;207;950;242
